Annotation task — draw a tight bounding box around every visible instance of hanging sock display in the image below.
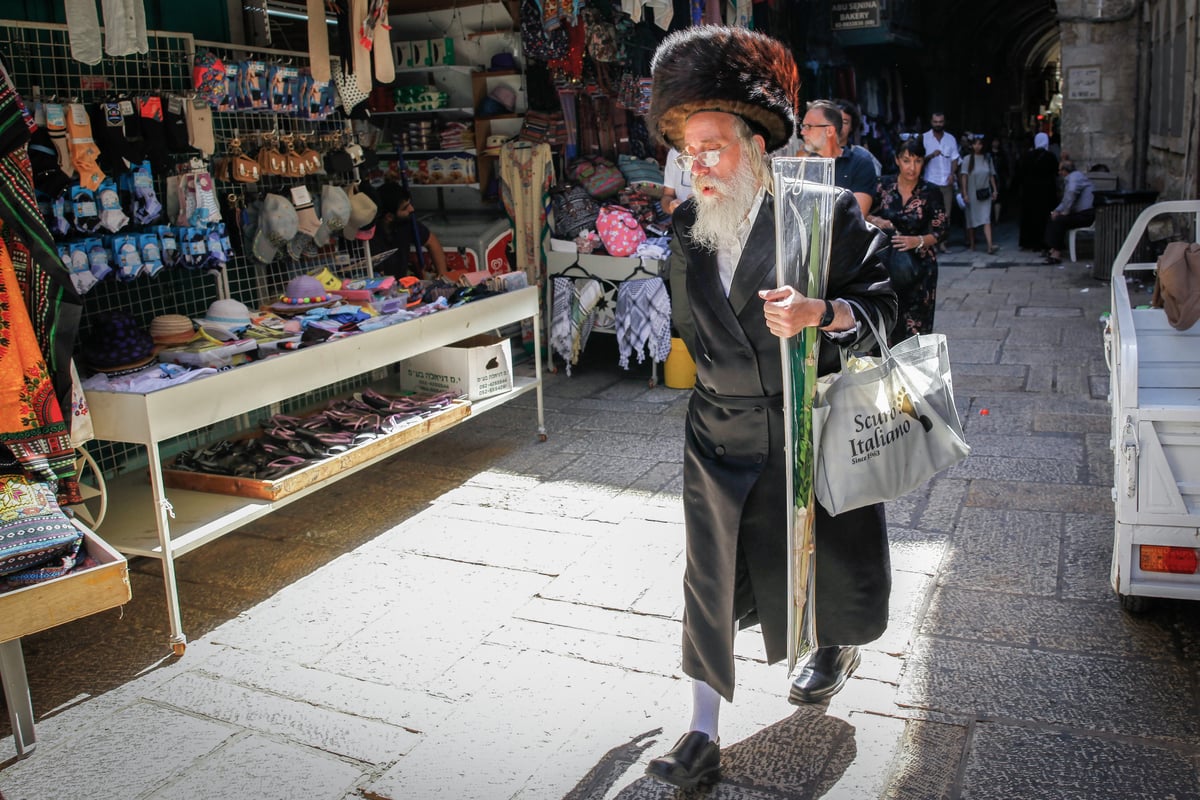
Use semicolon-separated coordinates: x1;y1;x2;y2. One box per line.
65;103;105;191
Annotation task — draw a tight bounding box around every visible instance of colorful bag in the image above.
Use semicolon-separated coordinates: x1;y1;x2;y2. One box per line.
569;155;625;199
0;470;84;577
596;205;646;257
582;7;620;63
551;184;601;239
520;0;569;60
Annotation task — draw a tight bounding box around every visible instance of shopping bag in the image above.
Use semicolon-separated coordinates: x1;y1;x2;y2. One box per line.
811;311;969;515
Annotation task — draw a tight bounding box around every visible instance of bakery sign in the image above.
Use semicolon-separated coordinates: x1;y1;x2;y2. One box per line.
832;0;881;30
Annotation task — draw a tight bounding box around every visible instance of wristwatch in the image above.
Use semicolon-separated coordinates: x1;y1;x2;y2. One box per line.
819;299;836;328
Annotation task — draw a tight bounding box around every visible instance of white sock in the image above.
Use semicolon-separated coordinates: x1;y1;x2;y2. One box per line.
688;679;721;741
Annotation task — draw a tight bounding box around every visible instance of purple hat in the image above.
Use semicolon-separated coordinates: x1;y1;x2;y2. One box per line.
489;52;517;72
270;274;337;314
83;310;157;373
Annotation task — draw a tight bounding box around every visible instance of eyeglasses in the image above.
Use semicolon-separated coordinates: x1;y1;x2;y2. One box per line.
898;132;920;140
799;123;835;132
674;143;732;171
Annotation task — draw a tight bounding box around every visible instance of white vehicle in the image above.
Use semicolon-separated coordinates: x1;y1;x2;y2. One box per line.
1106;200;1200;611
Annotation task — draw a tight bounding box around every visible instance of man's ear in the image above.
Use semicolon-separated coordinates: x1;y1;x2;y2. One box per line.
753;133;767;156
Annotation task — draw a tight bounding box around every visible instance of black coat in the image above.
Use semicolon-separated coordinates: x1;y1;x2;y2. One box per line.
667;188;897;701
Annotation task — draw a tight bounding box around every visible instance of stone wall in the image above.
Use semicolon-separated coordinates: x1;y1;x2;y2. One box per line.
1055;0;1142;190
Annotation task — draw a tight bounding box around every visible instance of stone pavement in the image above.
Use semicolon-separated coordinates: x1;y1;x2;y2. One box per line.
2;219;1198;800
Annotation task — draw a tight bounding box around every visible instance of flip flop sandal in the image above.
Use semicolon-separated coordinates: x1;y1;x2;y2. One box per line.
257;455;312;481
285;437;324;459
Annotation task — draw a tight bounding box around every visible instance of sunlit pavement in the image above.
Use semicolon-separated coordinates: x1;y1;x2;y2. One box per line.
2;218;1198;800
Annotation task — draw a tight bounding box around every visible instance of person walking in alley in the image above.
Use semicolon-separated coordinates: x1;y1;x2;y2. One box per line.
1017;132;1059;251
649;25;898;791
959;134;1000;253
1043;159;1095;264
921;112;960;252
800;98;877;218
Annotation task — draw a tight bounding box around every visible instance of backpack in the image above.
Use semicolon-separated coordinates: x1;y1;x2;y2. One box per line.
582;8;620;63
551;184;601;239
596;204;646;257
569;154;625;199
520;0;569;61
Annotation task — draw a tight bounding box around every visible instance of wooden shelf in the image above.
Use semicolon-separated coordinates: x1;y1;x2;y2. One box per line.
393;64;477;75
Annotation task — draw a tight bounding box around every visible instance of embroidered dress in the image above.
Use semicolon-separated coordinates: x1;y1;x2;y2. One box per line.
0;236;73;486
499;141;554;286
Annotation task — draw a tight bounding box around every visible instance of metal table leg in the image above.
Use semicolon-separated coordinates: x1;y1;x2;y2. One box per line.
0;638;36;757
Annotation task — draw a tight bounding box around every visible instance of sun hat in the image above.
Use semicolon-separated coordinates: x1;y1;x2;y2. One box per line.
149;314;196;346
343;189;378;241
313;184;352;246
194;298;252;340
82;311;156;373
489;84;517;113
252;194;300;263
483;134;508;156
270;274;337;314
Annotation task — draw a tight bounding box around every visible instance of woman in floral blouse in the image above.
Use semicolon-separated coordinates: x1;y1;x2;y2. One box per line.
866;136;949;345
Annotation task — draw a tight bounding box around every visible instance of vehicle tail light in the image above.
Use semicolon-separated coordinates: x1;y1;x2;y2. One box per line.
1139;545;1200;574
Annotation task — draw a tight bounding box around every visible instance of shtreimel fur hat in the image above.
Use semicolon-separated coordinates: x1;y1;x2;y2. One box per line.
648;26;799;153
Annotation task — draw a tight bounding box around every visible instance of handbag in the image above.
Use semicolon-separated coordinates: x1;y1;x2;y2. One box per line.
881;243;923;297
595;204;647;257
975;186;992;201
0;470;84;577
811;311;970;516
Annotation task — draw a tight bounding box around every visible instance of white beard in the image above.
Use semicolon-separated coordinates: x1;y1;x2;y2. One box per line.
689;154;762;253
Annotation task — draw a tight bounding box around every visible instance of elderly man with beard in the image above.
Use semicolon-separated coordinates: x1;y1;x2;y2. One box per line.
651;26;897;790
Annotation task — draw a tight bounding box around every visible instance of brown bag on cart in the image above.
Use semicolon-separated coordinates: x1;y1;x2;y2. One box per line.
1151;241;1200;331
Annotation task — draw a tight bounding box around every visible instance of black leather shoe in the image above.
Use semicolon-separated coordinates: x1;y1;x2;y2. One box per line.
788;645;861;704
645;731;720;789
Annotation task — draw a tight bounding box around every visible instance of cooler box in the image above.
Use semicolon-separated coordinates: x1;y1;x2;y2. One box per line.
419;213;513;275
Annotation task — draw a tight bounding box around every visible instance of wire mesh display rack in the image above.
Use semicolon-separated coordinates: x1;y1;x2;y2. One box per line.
1;21;381;478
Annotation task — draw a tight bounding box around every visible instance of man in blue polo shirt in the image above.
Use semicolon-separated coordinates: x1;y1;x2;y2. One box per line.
801;99;876;218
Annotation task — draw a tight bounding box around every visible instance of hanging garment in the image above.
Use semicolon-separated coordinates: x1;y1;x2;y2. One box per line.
0;69;83;436
102;0;149;57
63;0;102;65
570;278;603;364
499;141;554;285
550;276;573;373
0;236;74;487
614;277;671;369
307;0;332;82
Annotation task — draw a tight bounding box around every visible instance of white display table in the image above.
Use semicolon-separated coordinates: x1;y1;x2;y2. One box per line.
84;287;544;654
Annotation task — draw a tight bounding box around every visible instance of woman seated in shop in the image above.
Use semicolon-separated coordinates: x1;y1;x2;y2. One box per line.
371;182;449;280
866;135;948;345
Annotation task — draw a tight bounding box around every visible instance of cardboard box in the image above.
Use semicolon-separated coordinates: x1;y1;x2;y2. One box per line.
399;334;513;401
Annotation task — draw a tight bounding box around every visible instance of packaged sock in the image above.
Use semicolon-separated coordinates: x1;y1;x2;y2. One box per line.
139;233;164;277
71;183;101;233
65;103;105;191
44;102;75;178
67;243;98;294
97;177;130;232
154;225;179;267
163;94;195;155
113;234;143;280
90;101;129;175
180;226;209;268
84;237;113;281
188;170;221;226
132;161;163;224
138;95;172;173
205;223;228;268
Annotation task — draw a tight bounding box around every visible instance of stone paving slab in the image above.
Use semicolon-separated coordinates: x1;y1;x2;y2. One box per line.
143;732;366;800
961;722;1200;800
897;636;1199;743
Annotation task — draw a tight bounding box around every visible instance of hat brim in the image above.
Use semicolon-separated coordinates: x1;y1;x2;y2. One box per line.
269;299;337;315
92;353;157;375
196;321;249;340
252;228;280;263
152;329;198;346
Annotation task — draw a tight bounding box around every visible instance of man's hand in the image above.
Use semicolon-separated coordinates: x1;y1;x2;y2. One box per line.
759;285;826;338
